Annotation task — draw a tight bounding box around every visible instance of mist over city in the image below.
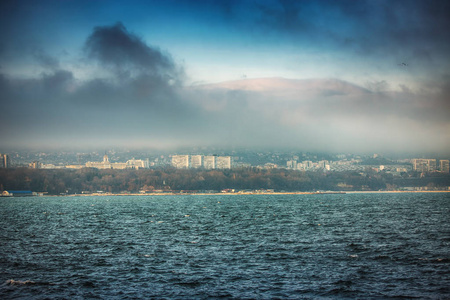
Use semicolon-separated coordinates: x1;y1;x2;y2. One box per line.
1;0;449;155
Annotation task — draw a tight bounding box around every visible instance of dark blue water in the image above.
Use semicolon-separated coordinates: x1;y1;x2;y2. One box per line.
1;193;449;299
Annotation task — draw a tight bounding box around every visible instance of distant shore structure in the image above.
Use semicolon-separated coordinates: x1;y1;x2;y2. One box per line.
172;155;231;169
85;154;149;169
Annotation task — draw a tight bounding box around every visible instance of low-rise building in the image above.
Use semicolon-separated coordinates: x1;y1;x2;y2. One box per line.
86;154;112;169
86;155;149;169
126;158;149;169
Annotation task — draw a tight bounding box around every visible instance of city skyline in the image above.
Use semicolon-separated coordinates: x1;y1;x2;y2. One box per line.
4;148;450;174
1;0;449;154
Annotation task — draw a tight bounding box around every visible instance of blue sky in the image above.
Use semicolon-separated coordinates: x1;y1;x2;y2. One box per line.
1;0;450;153
4;0;448;85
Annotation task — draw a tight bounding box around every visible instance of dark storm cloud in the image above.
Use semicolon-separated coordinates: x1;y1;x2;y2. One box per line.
79;22;186;110
255;0;450;45
204;0;450;64
346;0;450;57
85;22;181;82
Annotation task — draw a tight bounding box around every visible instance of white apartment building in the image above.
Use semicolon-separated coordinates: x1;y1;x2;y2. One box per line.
412;159;437;172
170;155;231;169
203;156;216;169
440;160;449;173
216;156;231;169
190;155;203;168
172;155;190;169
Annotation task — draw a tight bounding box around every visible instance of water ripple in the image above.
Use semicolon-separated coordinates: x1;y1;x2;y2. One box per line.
1;193;449;299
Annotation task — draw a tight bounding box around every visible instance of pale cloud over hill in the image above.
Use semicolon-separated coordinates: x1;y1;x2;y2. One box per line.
186;77;450;153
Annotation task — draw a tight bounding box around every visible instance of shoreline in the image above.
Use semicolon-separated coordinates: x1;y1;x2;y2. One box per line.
3;190;450;198
58;190;450;197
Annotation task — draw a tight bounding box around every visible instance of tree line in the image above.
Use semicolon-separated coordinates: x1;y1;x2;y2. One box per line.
0;167;449;195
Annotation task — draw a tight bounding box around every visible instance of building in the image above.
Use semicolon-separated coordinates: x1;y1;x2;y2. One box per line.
317;160;330;171
296;162;306;171
85;155;149;170
304;161;314;170
216;156;231;169
190;155;202;168
65;165;84;169
126;158;149;169
172;155;189;169
203;156;216;169
287;160;297;169
170;154;231;169
29;161;42;169
440;160;450;173
0;153;10;168
412;159;437;173
86;154;113;169
41;164;64;169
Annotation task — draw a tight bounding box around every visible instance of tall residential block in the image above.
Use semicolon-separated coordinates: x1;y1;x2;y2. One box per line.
203;156;216;169
190;155;203;168
216;156;231;169
170;155;231;169
0;154;10;168
172;155;190;169
440;160;450;173
412;159;437;172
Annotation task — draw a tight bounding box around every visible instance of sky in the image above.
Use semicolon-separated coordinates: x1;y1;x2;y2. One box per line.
1;0;449;155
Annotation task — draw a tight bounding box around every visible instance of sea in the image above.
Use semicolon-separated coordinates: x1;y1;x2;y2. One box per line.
0;193;449;299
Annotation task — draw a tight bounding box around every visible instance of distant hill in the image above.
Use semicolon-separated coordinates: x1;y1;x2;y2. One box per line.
191;77;370;98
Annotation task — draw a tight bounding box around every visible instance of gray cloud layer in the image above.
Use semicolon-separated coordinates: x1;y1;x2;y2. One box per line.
0;19;449;154
187;77;450;153
0;23;195;148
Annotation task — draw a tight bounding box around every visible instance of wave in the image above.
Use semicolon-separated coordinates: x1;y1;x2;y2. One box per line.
4;279;54;286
